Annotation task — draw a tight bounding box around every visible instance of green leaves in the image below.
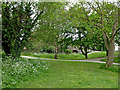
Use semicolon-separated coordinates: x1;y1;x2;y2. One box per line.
2;2;41;58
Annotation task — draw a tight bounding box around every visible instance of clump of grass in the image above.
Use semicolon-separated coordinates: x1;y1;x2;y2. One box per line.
2;56;49;88
99;64;118;72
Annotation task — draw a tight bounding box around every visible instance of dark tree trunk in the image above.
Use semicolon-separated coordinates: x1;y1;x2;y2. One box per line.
84;46;88;59
106;49;108;56
55;54;57;59
3;46;10;56
85;54;88;59
80;46;88;59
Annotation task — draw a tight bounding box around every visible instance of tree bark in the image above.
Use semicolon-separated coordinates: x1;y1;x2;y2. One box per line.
84;46;88;59
106;41;115;67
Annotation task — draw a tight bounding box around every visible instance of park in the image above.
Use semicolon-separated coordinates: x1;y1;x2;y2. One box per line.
1;1;120;88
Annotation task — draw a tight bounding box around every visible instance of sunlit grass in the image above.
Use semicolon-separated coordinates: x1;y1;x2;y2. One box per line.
15;61;118;88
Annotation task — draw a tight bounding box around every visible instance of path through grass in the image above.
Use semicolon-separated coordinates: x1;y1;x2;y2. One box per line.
22;51;119;60
15;60;118;88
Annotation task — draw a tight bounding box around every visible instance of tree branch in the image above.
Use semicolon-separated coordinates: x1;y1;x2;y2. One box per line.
87;2;100;15
31;10;44;29
103;32;109;50
111;27;120;42
111;7;118;42
80;46;85;55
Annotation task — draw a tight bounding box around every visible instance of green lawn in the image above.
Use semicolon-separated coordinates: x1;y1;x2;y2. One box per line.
22;51;119;60
15;60;118;88
100;57;119;63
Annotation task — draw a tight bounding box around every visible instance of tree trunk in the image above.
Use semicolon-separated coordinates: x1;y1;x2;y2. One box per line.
80;46;88;59
54;41;58;59
106;42;115;67
106;49;108;56
85;46;88;59
85;54;88;59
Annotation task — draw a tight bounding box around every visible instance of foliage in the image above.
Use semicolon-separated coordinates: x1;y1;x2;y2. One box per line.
29;2;64;48
58;3;107;59
41;46;55;53
64;49;72;54
78;1;119;66
30;2;75;58
2;2;43;57
2;56;48;88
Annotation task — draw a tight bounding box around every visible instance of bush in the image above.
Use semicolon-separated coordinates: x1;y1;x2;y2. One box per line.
64;49;72;54
2;52;6;58
99;64;118;72
40;46;55;53
2;56;49;88
46;46;55;53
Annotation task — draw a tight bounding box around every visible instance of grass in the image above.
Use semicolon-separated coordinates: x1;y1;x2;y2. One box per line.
14;60;118;88
22;51;119;60
100;57;119;63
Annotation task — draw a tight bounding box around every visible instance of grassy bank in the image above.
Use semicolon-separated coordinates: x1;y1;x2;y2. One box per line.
15;60;118;88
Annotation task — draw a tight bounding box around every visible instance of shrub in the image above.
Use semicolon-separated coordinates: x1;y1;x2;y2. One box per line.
2;56;49;88
46;46;55;53
64;49;72;54
2;52;6;58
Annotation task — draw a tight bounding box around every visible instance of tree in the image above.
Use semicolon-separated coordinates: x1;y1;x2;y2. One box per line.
2;2;43;57
31;2;68;59
78;1;119;67
72;23;94;59
63;4;105;59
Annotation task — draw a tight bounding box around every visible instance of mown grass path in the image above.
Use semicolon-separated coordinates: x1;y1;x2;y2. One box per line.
15;61;118;88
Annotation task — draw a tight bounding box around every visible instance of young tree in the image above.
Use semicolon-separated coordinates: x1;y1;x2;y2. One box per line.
72;23;94;59
32;2;68;59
